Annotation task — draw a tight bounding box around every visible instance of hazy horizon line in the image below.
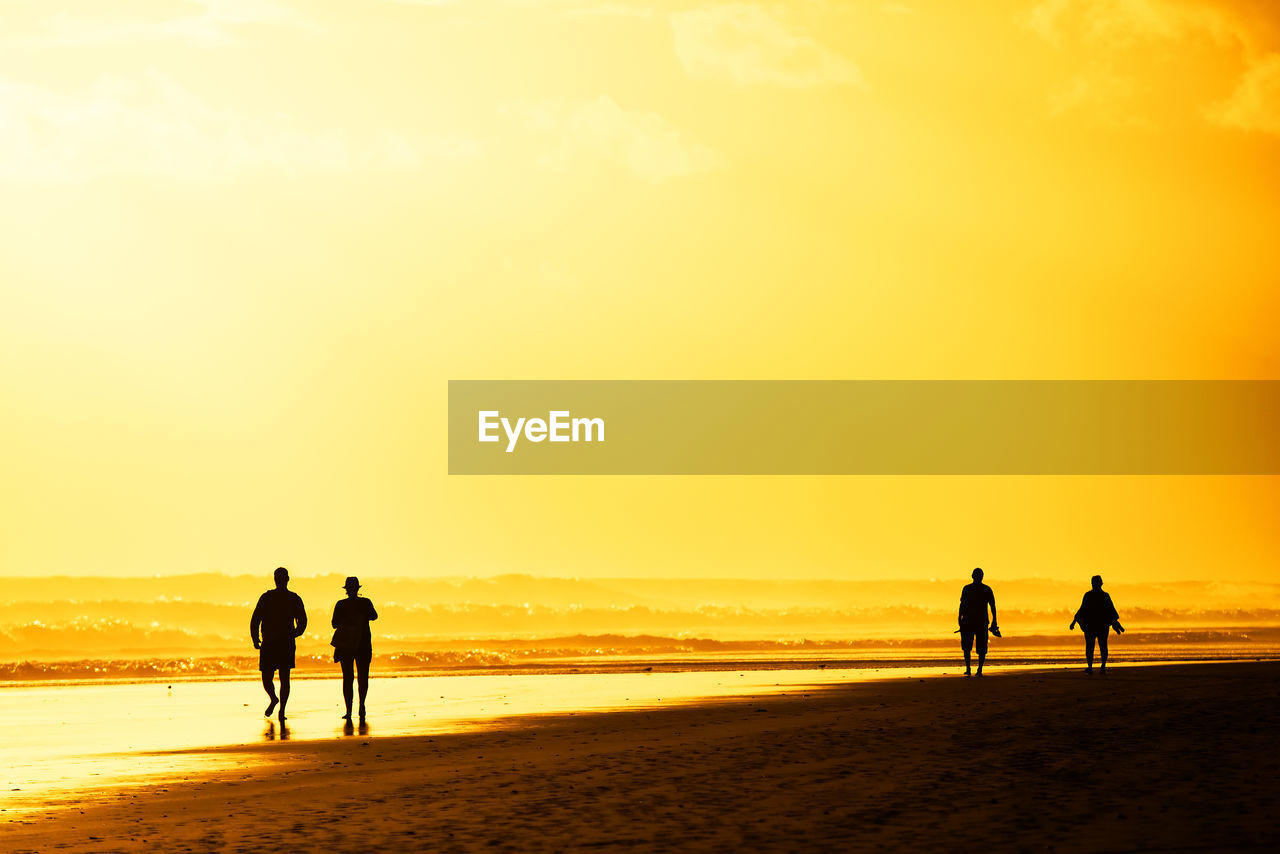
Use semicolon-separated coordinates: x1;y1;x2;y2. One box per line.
3;572;1276;586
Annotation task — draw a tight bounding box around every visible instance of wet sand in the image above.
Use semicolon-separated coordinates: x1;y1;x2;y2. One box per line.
5;661;1278;852
0;666;893;807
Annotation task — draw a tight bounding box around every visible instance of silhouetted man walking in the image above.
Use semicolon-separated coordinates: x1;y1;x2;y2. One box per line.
959;567;998;677
1070;574;1122;673
251;567;307;722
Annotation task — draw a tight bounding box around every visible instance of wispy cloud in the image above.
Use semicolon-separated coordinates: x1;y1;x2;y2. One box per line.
670;3;866;89
1025;0;1280;136
1024;0;1246;49
1208;51;1280;136
563;2;656;18
1026;0;1072;44
7;0;306;48
0;70;479;183
1045;63;1159;129
501;95;722;182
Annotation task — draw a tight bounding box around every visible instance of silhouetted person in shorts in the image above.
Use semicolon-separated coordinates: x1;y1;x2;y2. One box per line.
332;576;378;722
250;567;307;721
1070;574;1123;673
959;567;998;677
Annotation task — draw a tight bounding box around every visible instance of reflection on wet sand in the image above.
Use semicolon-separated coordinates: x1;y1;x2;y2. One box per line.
263;721;290;741
2;656;1271;820
341;719;370;737
1;666;888;814
5;662;1276;854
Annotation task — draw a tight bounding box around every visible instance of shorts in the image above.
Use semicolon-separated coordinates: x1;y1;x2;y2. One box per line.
960;627;988;655
335;646;373;667
1084;629;1109;647
259;640;296;673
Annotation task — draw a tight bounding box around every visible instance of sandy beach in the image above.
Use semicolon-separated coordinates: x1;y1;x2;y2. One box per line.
5;661;1278;853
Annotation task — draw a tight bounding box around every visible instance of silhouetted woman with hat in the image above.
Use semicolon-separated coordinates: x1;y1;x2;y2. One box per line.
332;576;378;721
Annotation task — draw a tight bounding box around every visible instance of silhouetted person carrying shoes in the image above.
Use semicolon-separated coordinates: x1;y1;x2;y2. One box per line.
959;567;999;677
1070;575;1123;673
332;576;378;722
250;567;308;722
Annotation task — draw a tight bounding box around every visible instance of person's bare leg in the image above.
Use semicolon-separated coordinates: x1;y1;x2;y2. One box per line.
357;657;370;719
261;672;278;717
1086;634;1095;672
341;659;354;720
963;642;972;676
278;671;291;722
976;650;985;676
1099;635;1109;673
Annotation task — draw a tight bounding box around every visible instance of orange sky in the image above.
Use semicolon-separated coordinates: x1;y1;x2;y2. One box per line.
1;1;1277;583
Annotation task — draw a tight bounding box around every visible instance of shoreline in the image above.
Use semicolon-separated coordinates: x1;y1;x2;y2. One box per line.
3;646;1280;689
6;660;1278;852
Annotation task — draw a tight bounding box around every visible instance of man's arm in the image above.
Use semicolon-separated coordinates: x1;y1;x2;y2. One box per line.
250;595;263;649
366;599;378;622
958;588;966;626
988;588;997;627
293;596;308;639
332;601;342;629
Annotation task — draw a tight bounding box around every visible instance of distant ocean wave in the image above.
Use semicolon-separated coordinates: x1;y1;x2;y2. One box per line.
6;576;1277;683
3;629;1279;684
3;606;1279;654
